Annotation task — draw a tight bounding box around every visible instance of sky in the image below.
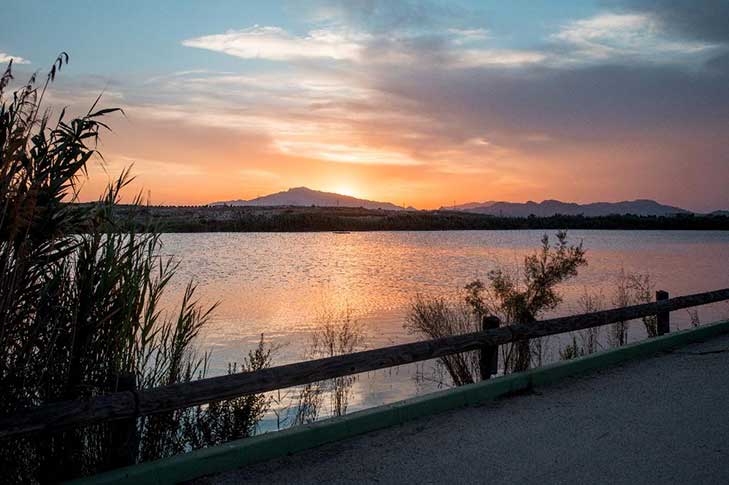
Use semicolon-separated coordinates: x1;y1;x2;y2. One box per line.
2;0;729;211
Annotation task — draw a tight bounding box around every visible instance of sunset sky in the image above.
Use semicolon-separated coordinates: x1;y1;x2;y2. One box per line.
2;0;728;210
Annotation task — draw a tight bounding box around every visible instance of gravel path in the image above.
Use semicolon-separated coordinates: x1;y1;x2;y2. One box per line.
199;334;729;484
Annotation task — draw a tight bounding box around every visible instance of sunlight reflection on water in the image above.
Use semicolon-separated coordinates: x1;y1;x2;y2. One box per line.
159;230;729;430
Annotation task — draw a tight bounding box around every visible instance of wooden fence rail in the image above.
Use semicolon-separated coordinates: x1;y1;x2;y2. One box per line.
1;288;728;440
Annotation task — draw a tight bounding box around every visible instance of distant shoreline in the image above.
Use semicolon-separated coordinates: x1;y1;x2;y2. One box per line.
87;204;729;232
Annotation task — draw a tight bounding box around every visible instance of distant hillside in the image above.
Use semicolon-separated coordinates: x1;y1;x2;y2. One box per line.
448;199;691;217
211;187;404;211
447;201;497;211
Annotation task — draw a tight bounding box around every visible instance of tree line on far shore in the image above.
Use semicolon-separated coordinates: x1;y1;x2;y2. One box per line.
99;205;729;232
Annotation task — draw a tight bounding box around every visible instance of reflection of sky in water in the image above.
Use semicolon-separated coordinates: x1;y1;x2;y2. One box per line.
158;230;729;432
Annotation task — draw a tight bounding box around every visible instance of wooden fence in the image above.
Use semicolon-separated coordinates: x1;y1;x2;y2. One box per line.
1;288;728;449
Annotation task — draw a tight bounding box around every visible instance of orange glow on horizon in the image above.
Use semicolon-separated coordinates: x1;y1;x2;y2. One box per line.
332;185;358;198
69;106;725;213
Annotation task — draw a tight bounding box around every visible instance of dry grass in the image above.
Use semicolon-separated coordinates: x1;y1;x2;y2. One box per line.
406;295;481;385
577;288;605;354
293;306;367;425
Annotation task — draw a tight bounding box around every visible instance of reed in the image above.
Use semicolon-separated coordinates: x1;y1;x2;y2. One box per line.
0;55;273;482
294;307;367;425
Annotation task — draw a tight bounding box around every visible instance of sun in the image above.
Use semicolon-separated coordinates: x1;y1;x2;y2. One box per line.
334;185;358;198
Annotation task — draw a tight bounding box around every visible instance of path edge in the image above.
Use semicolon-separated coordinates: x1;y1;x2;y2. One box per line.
71;319;729;485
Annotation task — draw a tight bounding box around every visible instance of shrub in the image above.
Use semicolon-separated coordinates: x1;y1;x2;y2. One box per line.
406;231;587;385
470;231;587;372
406;295;481;385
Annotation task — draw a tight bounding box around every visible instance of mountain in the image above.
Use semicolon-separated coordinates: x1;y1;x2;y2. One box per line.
709;210;729;217
446;201;497;211
446;199;691;217
210;187;405;210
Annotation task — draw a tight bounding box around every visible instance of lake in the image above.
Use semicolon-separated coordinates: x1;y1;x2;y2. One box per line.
160;230;729;429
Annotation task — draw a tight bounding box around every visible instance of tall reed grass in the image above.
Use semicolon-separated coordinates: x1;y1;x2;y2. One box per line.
0;56;271;483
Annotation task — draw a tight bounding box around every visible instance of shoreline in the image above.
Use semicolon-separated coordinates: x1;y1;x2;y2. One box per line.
76;204;729;233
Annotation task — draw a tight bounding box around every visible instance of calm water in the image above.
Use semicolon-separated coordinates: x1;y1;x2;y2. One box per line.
160;230;729;429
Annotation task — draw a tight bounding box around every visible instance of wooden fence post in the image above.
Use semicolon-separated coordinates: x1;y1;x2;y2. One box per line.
656;290;670;336
480;316;500;380
108;373;138;470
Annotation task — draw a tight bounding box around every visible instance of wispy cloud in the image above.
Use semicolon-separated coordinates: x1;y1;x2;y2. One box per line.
274;140;421;166
0;52;30;64
604;0;729;43
455;49;546;67
552;13;714;62
182;25;549;69
448;28;490;44
182;26;365;61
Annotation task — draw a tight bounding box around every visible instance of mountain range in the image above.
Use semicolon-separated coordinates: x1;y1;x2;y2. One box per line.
210;187;405;211
444;199;691;217
211;187;723;217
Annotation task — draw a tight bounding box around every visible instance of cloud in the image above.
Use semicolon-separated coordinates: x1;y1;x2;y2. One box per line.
183;11;715;71
183;25;547;69
182;26;365;61
604;0;729;42
375;60;729;143
448;28;490;44
274;140;421;166
551;12;713;63
105;3;729;208
456;49;546;67
0;52;30;64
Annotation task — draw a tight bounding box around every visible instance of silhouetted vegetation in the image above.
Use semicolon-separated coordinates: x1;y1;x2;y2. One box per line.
576;289;604;355
178;336;275;452
406;296;482;385
0;57;273;483
294;308;366;425
467;231;587;372
607;270;659;345
98;205;729;232
406;232;587;383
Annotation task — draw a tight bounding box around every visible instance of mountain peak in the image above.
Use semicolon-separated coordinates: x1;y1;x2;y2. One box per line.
210;187;404;210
